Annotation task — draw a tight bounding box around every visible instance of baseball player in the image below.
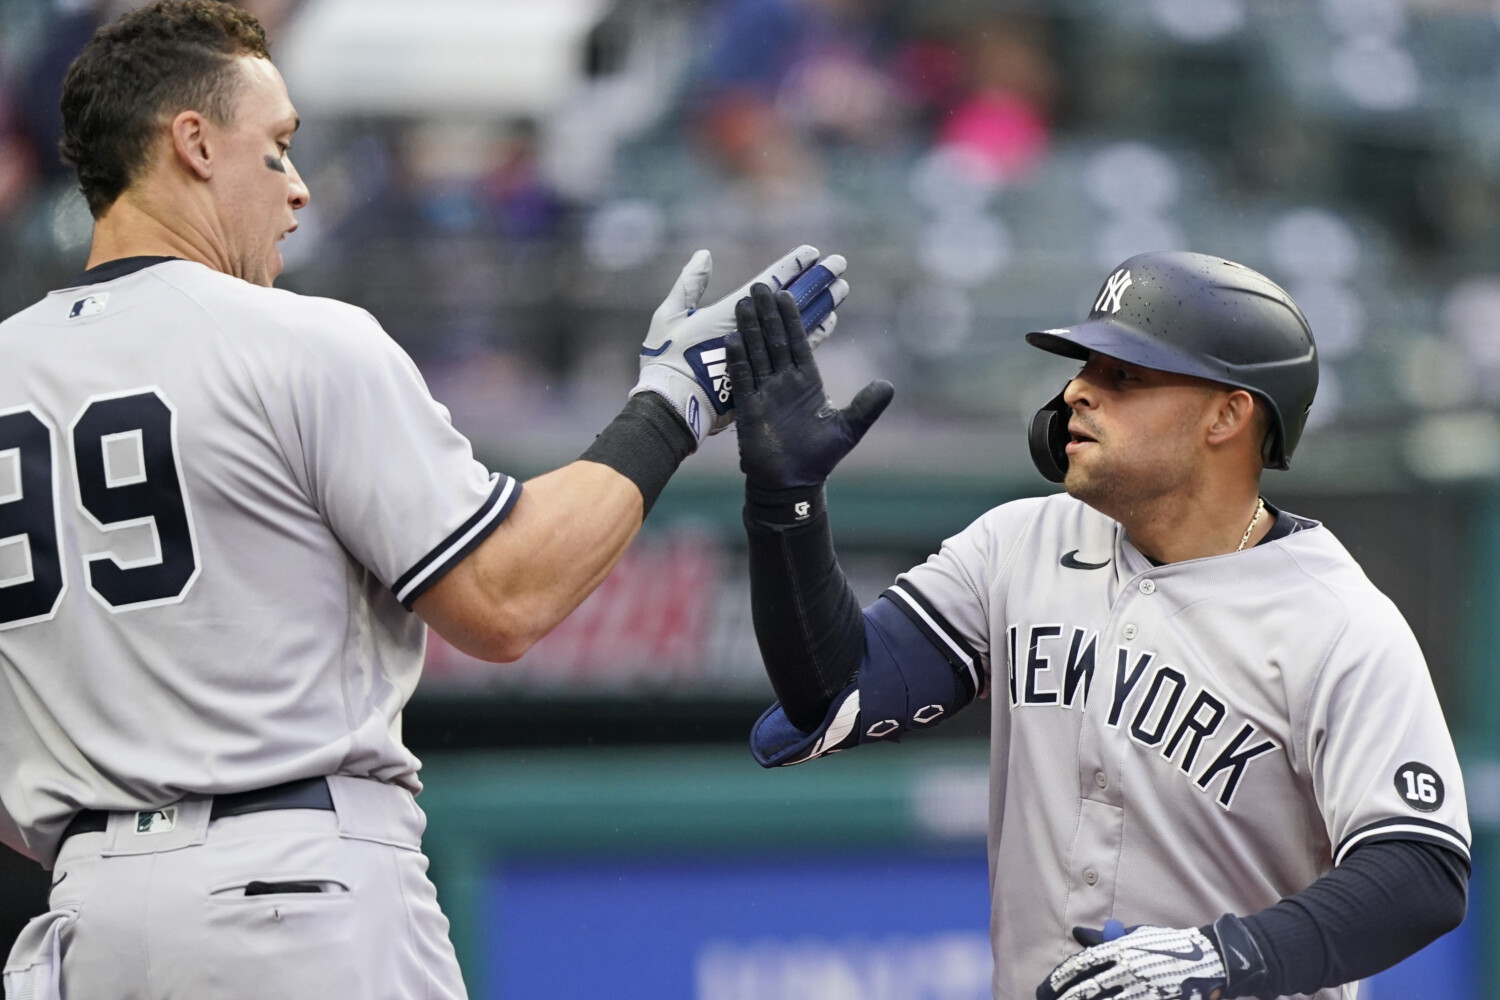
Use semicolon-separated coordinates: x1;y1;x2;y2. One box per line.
726;253;1469;1000
0;3;848;998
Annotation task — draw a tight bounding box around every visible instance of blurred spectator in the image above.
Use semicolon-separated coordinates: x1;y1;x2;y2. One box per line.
14;0;110;185
932;17;1054;185
0;84;35;221
481;119;564;241
695;89;821;203
698;0;802;98
699;0;903;147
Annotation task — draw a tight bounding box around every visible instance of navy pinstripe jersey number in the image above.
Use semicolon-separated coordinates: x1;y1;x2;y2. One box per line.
0;390;198;628
72;392;198;607
0;409;65;626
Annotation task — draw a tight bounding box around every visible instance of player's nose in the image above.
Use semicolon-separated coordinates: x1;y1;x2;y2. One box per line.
1062;371;1094;409
286;157;310;210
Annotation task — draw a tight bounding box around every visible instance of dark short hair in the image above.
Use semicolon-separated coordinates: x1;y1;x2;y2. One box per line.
60;0;270;218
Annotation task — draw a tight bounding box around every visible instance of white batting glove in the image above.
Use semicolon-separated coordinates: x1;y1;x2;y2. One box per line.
631;245;848;445
1037;925;1228;1000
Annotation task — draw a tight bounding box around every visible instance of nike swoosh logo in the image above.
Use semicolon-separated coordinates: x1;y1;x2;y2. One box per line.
1061;550;1110;570
50;871;67;890
640;340;672;357
1139;943;1204;962
1230;946;1250;971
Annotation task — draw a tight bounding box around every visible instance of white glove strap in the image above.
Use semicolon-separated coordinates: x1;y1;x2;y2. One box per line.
630;368;713;446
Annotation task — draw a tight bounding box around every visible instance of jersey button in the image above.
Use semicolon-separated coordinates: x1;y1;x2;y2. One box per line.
1083;868;1099;885
1094;770;1107;789
1122;623;1138;640
1139;579;1156;595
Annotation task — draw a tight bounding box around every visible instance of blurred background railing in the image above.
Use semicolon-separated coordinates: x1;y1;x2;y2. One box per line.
4;1;1500;997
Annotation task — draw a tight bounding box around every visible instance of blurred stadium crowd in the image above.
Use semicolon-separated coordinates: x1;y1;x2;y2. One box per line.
6;0;1500;484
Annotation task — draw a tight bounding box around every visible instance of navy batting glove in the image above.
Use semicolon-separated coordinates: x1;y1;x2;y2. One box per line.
727;282;893;491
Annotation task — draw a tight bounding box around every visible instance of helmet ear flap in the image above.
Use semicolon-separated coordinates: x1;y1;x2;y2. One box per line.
1029;388;1071;483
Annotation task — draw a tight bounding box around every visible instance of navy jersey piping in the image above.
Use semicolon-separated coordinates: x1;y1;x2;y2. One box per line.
67;256;183;287
393;475;521;608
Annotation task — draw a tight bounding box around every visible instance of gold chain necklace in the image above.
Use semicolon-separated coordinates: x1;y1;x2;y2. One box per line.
1236;497;1266;553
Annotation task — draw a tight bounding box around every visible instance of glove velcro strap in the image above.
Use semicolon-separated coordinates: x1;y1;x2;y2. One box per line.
1208;913;1271;998
631;367;714;444
745;482;825;527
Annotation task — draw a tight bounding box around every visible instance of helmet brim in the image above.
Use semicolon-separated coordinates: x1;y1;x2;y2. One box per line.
1026;320;1239;387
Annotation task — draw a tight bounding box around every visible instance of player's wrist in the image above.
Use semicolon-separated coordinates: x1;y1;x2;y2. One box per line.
744;481;826;527
629;368;715;446
582;392;696;516
1207;913;1271;998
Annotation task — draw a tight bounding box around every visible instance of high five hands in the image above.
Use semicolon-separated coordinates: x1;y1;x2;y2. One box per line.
727;282;895;492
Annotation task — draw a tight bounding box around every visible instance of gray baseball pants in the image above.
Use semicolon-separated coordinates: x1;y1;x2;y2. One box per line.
3;777;467;1000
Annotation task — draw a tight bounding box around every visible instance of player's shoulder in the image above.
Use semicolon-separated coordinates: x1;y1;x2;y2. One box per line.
972;490;1089;523
945;492;1111;565
149;262;385;349
970;491;1111;538
1268;517;1407;627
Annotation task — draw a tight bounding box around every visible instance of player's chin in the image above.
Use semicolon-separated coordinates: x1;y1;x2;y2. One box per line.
1062;460;1106;504
262;246;285;286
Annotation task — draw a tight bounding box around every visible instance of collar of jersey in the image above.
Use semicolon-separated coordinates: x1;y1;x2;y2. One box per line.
1139;499;1307;568
68;255;183;287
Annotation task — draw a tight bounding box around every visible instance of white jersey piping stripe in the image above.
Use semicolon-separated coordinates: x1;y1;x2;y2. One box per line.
1332;814;1470;850
885;584;979;692
394;475;518;606
1334;823;1470;866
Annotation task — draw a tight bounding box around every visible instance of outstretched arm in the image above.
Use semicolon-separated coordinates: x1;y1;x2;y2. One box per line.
730;284;981;765
415;247;846;662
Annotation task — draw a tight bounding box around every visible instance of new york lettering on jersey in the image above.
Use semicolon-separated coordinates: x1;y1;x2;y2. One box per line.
1005;623;1278;809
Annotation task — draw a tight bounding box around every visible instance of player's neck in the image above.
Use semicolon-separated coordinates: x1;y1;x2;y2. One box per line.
1118;482;1273;564
86;186;231;276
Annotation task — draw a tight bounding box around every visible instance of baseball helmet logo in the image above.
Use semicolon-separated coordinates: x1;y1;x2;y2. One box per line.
1093;269;1133;315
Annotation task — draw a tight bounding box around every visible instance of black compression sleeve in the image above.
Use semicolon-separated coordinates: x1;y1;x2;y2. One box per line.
744;482;865;731
1234;840;1468;997
580;393;695;516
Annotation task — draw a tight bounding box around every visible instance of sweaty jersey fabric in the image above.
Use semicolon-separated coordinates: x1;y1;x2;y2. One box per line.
895;493;1469;1000
0;259;518;865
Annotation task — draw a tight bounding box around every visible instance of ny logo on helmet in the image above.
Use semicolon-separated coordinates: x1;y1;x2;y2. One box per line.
1094;269;1133;314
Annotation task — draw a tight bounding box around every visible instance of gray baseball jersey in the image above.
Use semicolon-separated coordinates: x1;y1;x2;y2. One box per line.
892;492;1469;1000
0;258;518;866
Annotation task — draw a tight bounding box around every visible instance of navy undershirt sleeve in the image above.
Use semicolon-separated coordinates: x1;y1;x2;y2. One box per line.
743;484;864;731
1237;840;1468;997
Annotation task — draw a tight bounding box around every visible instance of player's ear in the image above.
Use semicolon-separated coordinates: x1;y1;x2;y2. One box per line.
169;110;214;181
1205;389;1257;448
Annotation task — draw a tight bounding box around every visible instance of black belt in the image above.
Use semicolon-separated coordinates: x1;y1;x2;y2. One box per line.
61;777;334;843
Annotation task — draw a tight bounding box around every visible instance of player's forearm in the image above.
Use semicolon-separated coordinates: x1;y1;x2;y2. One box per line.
744;484;865;731
415;461;643;661
415;393;696;661
1234;840;1467;996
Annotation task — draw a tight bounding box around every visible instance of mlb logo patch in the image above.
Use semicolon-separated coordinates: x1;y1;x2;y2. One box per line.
67;293;109;319
134;807;177;835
